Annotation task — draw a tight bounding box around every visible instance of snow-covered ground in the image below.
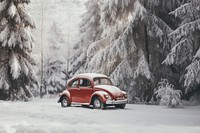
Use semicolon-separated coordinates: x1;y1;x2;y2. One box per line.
0;98;200;133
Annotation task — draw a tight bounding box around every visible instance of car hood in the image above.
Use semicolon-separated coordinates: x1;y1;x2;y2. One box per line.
94;85;123;99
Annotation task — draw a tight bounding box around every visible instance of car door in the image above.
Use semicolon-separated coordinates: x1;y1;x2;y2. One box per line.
77;78;93;103
68;78;79;102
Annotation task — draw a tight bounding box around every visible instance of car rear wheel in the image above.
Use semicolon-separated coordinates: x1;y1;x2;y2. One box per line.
93;97;104;109
61;97;70;107
115;104;126;109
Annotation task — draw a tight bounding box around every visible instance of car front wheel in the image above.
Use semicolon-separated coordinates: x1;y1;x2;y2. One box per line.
61;97;70;107
93;97;104;109
115;104;126;109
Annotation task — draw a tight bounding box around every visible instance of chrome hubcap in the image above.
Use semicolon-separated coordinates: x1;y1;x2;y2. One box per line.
62;98;68;107
94;99;101;108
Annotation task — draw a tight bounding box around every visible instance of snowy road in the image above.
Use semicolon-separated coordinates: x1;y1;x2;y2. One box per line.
0;98;200;133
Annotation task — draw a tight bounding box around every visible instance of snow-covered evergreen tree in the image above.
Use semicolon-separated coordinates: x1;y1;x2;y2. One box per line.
69;0;102;74
44;22;67;95
155;79;182;108
0;0;38;101
70;0;177;103
163;0;200;95
44;57;67;95
94;0;171;102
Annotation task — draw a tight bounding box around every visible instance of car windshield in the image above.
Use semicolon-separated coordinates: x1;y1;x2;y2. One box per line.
93;77;112;86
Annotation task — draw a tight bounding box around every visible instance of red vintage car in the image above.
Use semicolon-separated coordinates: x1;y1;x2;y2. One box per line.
58;73;128;109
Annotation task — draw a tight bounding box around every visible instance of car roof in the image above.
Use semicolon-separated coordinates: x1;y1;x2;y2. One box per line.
73;73;108;79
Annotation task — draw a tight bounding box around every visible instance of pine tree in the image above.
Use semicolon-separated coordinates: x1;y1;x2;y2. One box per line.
44;57;67;95
70;0;181;103
0;0;38;101
69;0;102;74
163;0;200;95
87;0;175;103
44;22;67;95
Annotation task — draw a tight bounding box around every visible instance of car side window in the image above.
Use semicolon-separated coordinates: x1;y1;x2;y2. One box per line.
79;79;91;88
68;79;79;88
94;78;100;85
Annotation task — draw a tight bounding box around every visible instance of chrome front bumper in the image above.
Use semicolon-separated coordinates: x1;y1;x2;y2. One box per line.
106;99;128;105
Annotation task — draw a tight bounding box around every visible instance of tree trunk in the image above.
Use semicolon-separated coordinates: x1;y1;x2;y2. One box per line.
144;24;150;64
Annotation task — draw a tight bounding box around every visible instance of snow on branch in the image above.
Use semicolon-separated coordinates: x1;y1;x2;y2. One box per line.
169;18;200;41
20;58;29;76
8;2;17;18
19;28;34;50
130;0;172;42
0;67;10;91
184;55;200;92
100;0;134;37
18;4;36;28
17;0;31;4
101;0;132;23
170;0;200;18
162;38;192;65
0;0;8;12
134;50;151;80
147;0;160;7
123;0;149;36
184;60;200;90
87;48;106;73
9;53;21;79
0;78;9;91
69;51;86;73
110;58;133;86
8;32;16;47
195;47;200;58
131;0;146;25
170;3;194;18
87;34;111;59
0;26;10;47
20;56;34;76
108;38;126;59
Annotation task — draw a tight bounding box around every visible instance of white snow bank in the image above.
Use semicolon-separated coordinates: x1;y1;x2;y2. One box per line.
0;98;200;133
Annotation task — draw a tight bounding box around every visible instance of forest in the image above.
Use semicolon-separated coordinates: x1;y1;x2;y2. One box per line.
0;0;200;106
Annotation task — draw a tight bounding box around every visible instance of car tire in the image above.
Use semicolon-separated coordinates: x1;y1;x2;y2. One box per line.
93;97;104;109
115;104;126;109
61;97;70;108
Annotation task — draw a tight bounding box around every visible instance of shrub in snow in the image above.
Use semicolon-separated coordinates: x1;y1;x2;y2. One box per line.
155;79;182;108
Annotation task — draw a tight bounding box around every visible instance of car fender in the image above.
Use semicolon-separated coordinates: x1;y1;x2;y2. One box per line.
58;90;71;103
90;91;109;104
121;91;128;98
121;91;126;94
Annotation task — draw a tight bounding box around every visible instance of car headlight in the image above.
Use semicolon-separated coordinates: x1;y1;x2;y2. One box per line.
124;93;128;98
104;94;111;99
